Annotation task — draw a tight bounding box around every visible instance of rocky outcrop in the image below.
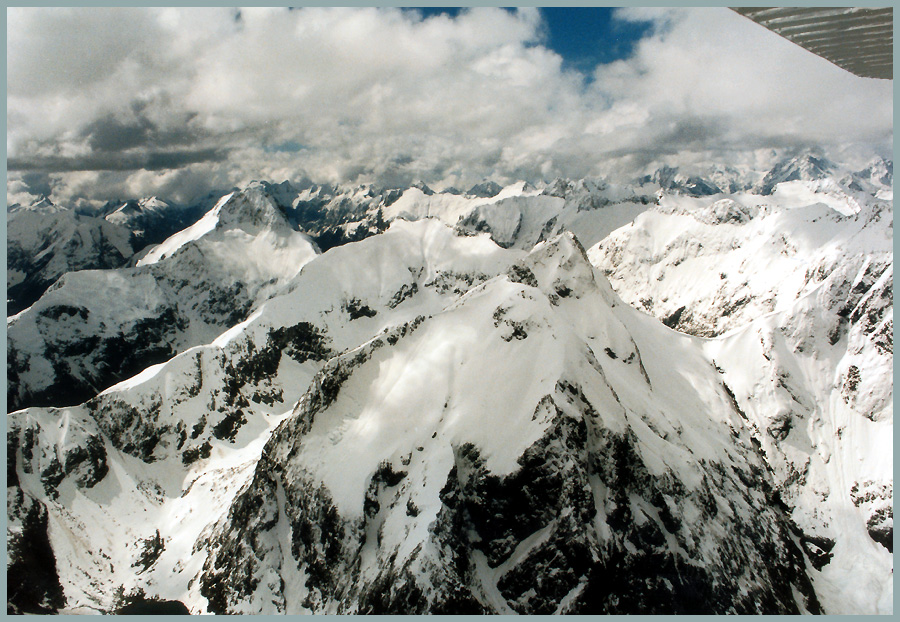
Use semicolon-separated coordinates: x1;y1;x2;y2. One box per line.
199;378;819;614
6;488;67;614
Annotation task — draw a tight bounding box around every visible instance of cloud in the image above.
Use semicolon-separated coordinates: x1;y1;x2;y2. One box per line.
6;7;892;205
586;8;892;168
8;148;228;174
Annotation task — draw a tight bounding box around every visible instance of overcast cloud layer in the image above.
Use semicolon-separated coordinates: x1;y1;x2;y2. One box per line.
7;7;893;207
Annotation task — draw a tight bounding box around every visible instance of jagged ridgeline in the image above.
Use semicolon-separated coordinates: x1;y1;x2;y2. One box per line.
7;154;893;614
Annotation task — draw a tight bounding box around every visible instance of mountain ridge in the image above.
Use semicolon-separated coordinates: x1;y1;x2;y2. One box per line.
6;153;893;614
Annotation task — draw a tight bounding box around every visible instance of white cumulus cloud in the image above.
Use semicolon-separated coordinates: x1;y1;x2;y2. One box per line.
6;6;892;206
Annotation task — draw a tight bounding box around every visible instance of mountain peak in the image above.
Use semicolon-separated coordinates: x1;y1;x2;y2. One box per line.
467;180;503;198
138;196;169;210
410;181;435;196
243;180;310;210
215;184;296;234
637;167;721;196
105;197;173;228
543;177;575;198
758;151;836;194
518;230;602;303
19;194;64;213
854;157;893;187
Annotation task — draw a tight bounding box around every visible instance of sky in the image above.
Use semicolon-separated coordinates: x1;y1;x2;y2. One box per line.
414;8;655;72
6;6;894;208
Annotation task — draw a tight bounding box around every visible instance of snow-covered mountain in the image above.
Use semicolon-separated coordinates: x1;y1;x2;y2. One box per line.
853;157;893;188
285;181;390;250
590;172;891;337
704;262;892;614
756;153;838;195
590;160;893;613
6;194;213;315
7;185;318;412
8;177;642;413
214;176;654;254
197;229;821;614
9;220;821;614
104;196;207;251
386;178;652;250
636;166;724;196
6;154;893;615
7;199;135;315
7;177;644;322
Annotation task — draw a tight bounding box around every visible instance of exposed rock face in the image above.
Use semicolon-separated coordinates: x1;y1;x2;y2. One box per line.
432;419;815;615
204;409;819;613
851;480;893;552
466;181;503;198
6;489;66;614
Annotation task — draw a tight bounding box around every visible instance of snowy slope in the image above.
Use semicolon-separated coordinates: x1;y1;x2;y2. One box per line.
199;231;819;614
705;265;893;613
7;202;135;316
6;157;891;615
387;178;652;250
136;193;234;266
589;164;893;613
9;220;822;614
589;174;892;338
7;219;518;613
7;185;319;412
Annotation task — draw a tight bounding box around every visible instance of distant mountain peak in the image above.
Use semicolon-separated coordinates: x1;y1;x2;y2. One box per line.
757;152;836;195
215;185;296;233
543;177;575;198
467;180;503;198
854;157;893;187
138;196;169;209
636;167;722;197
20;194;65;213
410;181;435;196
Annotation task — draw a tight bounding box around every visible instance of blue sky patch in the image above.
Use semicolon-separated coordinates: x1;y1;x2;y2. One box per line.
412;7;653;74
541;8;654;72
265;140;306;154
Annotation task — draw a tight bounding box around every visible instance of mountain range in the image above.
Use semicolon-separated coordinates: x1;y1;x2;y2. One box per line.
6;152;893;614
